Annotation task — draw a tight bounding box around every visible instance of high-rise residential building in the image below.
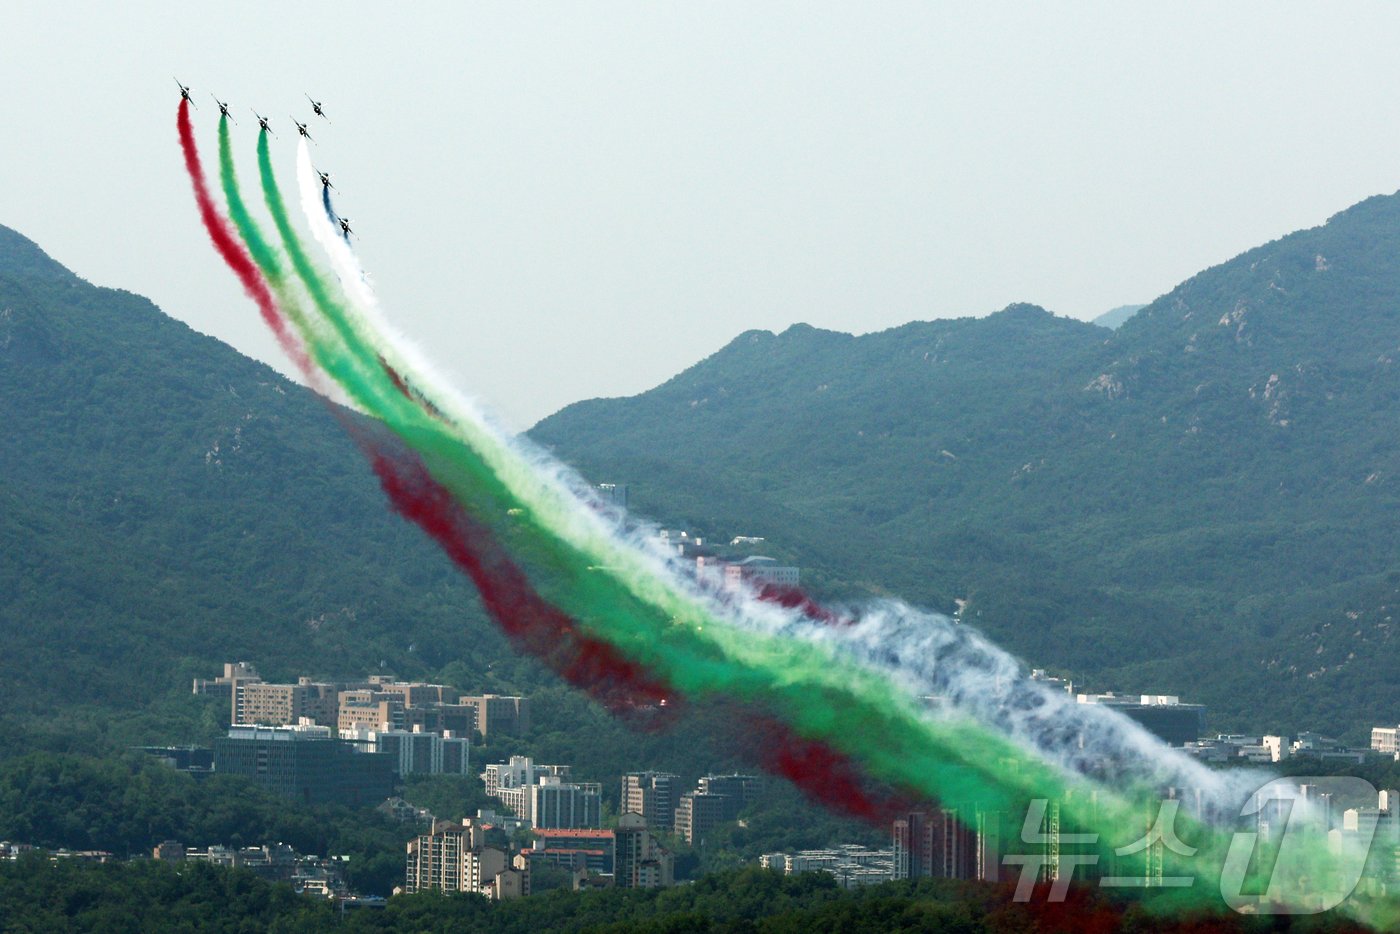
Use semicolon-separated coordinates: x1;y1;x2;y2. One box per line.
1372;726;1400;757
213;724;394;807
621;772;680;830
674;792;728;845
404;819;528;899
892;809;984;881
614;812;674;888
530;777;602;830
697;773;762;820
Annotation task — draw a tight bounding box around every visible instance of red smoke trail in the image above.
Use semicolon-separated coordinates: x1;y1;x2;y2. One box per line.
176;100;311;376
366;441;678;717
746;713;926;823
364;442;928;819
178;97;926;825
754;581;849;626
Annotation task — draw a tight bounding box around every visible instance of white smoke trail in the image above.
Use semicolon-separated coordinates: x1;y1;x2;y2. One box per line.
292;142;1267;822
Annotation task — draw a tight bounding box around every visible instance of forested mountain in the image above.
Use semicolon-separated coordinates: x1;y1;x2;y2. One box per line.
0;224;846;812
536;193;1400;739
5;190;1400;748
0;224;516;730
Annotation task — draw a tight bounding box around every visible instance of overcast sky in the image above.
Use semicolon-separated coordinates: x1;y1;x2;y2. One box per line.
5;3;1400;427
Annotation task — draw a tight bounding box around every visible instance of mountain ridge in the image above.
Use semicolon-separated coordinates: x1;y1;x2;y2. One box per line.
535;191;1400;738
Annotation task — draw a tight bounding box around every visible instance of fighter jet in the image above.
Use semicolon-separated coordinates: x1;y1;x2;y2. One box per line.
305;95;329;121
316;170;335;191
175;79;195;107
338;217;353;238
252;112;274;135
291;118;314;142
212;96;235;122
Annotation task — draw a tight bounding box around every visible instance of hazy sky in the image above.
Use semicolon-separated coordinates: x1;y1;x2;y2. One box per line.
5;3;1400;427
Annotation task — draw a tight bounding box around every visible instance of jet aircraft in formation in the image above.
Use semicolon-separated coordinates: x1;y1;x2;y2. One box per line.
176;84;358;233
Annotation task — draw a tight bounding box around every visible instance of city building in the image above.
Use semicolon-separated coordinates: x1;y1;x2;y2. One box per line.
169;843;351;896
531;777;602;830
697;773;762;820
1074;693;1206;746
152;841;186;861
596;483;628;511
1029;669;1073;695
378;797;435;825
761;844;897;888
481;756;571;825
404;819;528;899
1291;732;1368;764
892;806;1013;884
531;829;615;874
341;727;471;776
694;555;801;594
458;694;531;739
213;723;394;807
134;745;214;776
234;678;339;729
373;679;458;708
621;771;680;831
193;662;262;705
1372;726;1399;758
337;690;405;734
613;812;674;888
674;792;729;845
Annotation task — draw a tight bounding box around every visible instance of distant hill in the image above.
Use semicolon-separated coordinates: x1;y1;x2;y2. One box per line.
0;225;812;797
1091;304;1146;329
535;193;1400;739
0;225;519;732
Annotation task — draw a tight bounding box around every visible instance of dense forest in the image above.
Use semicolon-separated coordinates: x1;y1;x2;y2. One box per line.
0;859;1377;933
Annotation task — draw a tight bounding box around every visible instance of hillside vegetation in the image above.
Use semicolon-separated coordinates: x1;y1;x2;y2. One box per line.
536;193;1400;739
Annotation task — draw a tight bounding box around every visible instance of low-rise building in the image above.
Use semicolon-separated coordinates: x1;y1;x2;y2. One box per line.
214;723;394;807
1372;726;1399;758
341;727;470;776
762;844;897;888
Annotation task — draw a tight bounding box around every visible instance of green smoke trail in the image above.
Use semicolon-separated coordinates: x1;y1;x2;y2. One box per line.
229;134;1398;924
